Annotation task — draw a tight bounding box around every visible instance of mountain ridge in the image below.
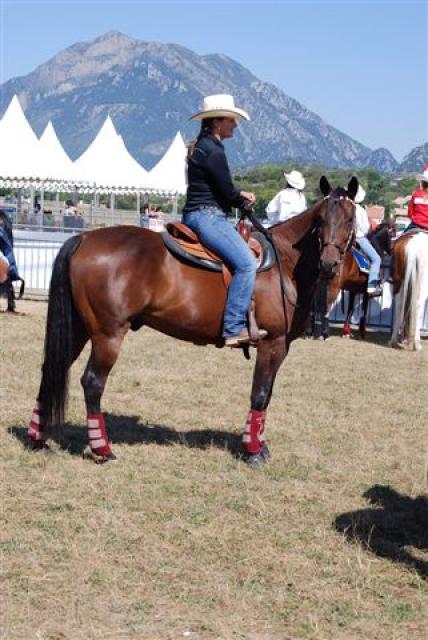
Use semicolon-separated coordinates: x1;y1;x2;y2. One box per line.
0;31;423;174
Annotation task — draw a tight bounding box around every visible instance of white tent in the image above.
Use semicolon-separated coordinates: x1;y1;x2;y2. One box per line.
73;115;154;192
0;95;46;182
0;95;185;195
38;121;81;187
148;132;187;195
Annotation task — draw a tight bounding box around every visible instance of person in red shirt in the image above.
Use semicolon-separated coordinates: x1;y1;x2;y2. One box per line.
406;164;428;230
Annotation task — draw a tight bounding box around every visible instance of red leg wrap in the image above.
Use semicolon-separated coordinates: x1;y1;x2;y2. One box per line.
28;402;47;445
242;409;266;455
87;414;112;457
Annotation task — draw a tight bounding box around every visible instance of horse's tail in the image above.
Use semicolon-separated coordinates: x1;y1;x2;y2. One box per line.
39;234;82;428
398;238;420;347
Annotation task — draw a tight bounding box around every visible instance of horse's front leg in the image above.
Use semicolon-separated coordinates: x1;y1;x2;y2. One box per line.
359;292;369;339
243;337;287;464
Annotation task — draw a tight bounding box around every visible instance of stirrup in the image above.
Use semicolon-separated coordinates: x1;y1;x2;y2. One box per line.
225;329;267;348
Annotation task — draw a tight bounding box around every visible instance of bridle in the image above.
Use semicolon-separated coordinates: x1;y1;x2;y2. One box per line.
319;194;355;261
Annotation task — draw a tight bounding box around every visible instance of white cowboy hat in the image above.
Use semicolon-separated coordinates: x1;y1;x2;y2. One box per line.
354;185;366;203
284;170;305;190
417;167;428;182
190;94;250;121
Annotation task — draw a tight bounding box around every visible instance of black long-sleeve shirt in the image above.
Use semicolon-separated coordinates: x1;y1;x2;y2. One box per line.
183;135;246;215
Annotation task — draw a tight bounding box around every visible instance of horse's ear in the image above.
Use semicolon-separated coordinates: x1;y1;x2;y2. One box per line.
319;176;331;197
347;177;359;201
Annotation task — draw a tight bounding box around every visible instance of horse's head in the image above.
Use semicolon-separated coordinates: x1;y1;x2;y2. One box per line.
369;221;395;256
317;176;358;279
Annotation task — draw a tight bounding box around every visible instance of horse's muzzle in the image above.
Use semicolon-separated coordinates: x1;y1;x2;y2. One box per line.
319;259;338;279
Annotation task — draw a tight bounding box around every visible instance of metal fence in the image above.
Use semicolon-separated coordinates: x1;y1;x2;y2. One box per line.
13;230;71;294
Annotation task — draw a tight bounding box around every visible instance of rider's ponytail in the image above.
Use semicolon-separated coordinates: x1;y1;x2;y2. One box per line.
187;118;217;160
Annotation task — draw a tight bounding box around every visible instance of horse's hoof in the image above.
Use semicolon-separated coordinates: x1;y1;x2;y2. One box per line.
88;450;118;464
29;440;52;454
243;445;270;465
260;444;270;461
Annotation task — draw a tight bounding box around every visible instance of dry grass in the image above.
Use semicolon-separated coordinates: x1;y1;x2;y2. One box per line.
1;300;428;640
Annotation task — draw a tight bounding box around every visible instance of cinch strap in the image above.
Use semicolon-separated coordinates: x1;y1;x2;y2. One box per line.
87;414;112;457
242;409;266;454
28;401;47;442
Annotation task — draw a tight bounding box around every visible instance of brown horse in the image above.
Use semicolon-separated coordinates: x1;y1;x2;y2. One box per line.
28;176;358;464
309;223;394;340
390;230;428;350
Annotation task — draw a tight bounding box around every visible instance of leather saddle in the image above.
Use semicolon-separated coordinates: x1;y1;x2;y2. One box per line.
162;221;275;288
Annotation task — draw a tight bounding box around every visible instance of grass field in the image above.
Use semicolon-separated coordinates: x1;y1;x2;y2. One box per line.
1;300;428;640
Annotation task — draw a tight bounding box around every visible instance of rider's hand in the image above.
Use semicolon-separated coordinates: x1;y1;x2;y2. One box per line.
240;191;256;206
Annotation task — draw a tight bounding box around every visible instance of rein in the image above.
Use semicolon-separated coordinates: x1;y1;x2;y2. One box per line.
241;206;296;334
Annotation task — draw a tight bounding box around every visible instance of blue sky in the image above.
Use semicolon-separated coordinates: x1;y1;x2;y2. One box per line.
0;0;427;160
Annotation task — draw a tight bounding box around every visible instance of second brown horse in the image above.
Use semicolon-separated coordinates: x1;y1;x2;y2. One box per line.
29;177;358;464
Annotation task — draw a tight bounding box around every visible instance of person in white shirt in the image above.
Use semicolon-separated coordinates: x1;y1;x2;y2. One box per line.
265;170;307;224
354;185;382;296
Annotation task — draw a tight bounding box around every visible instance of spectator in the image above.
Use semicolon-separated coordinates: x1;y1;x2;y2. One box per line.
140;204;150;228
265;170;307;225
30;203;41;227
74;210;85;230
148;205;158;219
63;199;77;230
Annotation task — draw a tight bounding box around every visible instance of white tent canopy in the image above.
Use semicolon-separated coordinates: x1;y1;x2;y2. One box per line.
73;115;152;191
0;95;187;194
148;132;187;195
0;95;47;181
38;121;79;187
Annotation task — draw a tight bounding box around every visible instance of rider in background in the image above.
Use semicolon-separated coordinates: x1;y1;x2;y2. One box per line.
265;169;306;224
406;164;428;231
182;94;266;348
355;186;382;296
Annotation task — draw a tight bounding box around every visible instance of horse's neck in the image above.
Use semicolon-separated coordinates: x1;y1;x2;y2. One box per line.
270;204;321;267
370;227;390;254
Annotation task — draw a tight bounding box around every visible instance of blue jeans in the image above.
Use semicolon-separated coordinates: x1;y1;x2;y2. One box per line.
357;236;381;284
183;207;257;337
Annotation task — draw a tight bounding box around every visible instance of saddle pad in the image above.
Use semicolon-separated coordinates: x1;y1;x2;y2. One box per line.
162;229;275;274
351;246;370;274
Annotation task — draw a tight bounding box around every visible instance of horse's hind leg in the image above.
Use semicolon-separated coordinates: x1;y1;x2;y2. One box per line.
81;332;126;462
243;337;287;464
390;292;403;347
29;321;89;450
6;282;16;312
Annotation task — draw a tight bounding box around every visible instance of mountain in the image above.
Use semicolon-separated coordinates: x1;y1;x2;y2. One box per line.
0;30;393;171
361;147;399;175
398;142;428;175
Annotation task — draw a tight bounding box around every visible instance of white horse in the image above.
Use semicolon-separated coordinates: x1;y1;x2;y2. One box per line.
391;233;428;351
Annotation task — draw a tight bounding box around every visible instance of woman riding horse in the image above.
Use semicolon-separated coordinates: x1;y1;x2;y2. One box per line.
183;94;266;348
28;176;359;465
